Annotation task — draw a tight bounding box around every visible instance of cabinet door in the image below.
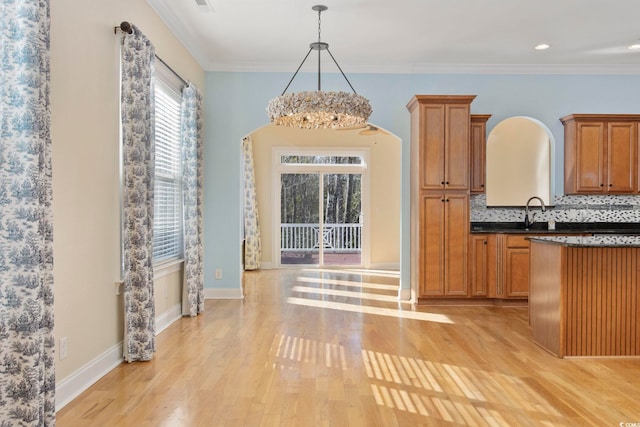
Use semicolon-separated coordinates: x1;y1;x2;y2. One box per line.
420;193;445;296
504;248;529;298
574;122;606;193
607;122;637;193
444;105;470;190
421;105;446;190
470;234;497;297
444;194;468;296
470;116;489;193
503;235;529;298
470;235;488;296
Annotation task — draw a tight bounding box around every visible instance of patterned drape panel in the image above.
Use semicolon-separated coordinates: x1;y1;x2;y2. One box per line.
0;1;56;424
242;137;262;270
121;26;156;362
181;84;205;316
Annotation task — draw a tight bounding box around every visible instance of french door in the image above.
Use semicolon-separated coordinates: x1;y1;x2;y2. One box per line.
275;150;368;268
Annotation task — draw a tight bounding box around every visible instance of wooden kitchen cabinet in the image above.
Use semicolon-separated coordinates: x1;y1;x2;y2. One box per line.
409;95;476;191
470;115;491;193
561;114;639;194
469;234;497;297
468;232;593;303
470;233;530;300
419;193;469;297
500;235;530;298
408;95;476;303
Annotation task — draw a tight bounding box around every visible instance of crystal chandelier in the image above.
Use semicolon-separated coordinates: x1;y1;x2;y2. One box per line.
266;5;372;129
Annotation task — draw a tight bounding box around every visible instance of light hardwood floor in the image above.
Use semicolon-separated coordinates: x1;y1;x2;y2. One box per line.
57;268;640;426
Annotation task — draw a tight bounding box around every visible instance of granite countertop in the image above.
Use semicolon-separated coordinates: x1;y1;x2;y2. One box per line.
470;222;640;234
528;235;640;247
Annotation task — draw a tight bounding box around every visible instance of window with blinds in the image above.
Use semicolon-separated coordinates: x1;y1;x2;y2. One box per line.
153;78;183;263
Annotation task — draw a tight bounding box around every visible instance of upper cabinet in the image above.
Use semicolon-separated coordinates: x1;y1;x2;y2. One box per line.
470;114;491;193
408;95;476;191
561;114;639;194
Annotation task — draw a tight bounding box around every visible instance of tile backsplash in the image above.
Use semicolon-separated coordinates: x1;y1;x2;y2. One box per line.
471;194;640;223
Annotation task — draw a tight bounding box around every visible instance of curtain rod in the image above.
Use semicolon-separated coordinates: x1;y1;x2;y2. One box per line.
115;21;189;87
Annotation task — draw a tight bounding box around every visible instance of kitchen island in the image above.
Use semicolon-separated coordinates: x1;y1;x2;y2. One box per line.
528;235;640;358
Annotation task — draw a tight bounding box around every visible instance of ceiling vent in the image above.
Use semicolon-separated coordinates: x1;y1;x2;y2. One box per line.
195;0;214;12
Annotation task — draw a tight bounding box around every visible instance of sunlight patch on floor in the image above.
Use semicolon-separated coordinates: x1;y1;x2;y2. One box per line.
301;267;400;279
295;275;399;291
286;297;454;323
266;328;569;425
271;333;347;370
363;348;567;426
291;285;407;303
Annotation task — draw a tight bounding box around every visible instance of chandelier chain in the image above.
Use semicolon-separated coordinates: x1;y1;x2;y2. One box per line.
317;8;322;44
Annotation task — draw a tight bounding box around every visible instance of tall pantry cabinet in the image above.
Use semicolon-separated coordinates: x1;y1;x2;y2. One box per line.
407;95;476;303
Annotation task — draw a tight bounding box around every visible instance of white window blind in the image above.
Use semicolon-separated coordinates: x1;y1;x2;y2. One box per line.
153;77;183;263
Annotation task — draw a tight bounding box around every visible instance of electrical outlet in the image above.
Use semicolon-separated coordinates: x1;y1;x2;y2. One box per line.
215;268;222;279
60;337;68;360
115;281;123;295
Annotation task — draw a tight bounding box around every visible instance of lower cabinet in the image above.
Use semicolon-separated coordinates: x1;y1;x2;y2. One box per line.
469;234;496;297
469;233;554;301
419;193;468;298
426;231;593;304
499;235;530;298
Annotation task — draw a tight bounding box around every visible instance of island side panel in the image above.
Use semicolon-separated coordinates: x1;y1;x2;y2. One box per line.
565;247;639;357
529;241;565;357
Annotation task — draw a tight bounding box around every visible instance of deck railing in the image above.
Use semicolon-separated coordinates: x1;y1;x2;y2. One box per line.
281;223;361;253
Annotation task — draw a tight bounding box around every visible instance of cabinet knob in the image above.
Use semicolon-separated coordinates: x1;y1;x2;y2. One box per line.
446;181;449;185
441;181;445;185
483;241;487;245
609;183;613;187
600;184;604;187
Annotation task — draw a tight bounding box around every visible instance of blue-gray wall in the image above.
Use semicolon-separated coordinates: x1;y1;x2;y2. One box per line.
204;71;640;295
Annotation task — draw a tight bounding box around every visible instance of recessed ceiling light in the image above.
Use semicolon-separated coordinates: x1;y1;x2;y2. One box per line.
628;43;640;50
535;43;550;50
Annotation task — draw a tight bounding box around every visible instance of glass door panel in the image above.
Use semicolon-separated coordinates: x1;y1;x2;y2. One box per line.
322;173;362;266
280;173;320;265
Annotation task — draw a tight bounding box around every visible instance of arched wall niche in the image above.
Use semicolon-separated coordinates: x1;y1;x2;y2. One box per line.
486;116;555;206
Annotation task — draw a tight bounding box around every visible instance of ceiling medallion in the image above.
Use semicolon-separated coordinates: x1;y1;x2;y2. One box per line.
266;5;372;129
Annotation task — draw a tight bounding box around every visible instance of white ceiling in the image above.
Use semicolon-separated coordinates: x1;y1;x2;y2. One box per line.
147;0;640;74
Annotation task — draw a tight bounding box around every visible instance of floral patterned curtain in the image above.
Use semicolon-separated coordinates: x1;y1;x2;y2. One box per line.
0;0;56;424
181;84;204;316
121;25;156;362
243;137;262;270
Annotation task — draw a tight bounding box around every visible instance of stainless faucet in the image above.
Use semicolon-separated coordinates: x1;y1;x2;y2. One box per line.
524;196;546;229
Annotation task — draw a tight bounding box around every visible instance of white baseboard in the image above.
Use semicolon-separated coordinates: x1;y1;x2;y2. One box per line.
56;305;184;413
55;342;123;412
205;287;244;299
155;303;182;334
